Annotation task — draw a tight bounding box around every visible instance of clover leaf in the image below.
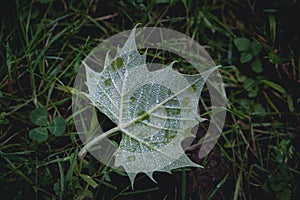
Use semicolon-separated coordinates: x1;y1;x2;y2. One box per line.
29;108;66;142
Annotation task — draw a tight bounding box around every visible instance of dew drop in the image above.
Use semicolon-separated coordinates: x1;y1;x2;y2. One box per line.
127;155;135;162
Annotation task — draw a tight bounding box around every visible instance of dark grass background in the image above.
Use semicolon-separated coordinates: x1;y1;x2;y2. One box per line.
0;0;300;199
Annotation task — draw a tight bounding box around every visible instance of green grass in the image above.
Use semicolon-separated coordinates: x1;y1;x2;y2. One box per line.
1;0;299;199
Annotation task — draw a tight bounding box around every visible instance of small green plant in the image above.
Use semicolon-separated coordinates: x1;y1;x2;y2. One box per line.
267;51;286;65
29;108;66;142
238;99;266;116
242;77;260;98
263;167;292;200
234;37;263;73
262;140;294;200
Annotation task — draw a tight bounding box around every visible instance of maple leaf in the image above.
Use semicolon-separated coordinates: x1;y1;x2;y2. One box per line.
78;26;218;186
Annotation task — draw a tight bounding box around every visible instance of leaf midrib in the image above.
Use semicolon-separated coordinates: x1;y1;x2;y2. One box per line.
121;75;201;129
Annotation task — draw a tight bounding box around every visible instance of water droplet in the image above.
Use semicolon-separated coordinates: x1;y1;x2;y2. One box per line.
127;155;135;162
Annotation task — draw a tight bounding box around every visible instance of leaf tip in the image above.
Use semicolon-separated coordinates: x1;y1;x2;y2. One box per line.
196;115;207;123
104;50;112;68
146;172;157;183
127;172;137;189
119;24;141;55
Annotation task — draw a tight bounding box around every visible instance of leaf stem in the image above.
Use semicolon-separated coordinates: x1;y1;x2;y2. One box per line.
78;126;120;159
